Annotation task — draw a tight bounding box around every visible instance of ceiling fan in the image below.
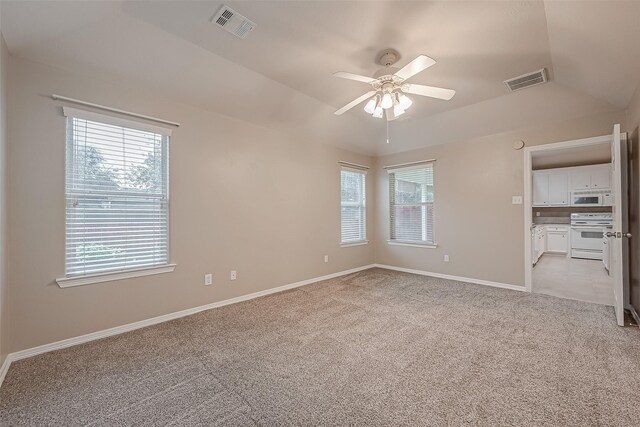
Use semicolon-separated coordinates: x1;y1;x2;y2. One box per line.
333;49;455;121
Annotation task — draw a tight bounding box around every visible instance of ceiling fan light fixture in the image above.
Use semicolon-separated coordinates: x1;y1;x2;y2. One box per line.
398;94;413;110
363;97;377;114
381;93;393;109
372;106;384;118
393;103;405;117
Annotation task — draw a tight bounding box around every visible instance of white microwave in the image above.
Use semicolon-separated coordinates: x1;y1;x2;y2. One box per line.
571;190;613;206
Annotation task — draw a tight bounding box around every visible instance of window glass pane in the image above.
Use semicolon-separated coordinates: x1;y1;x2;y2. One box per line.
389;165;434;244
66;115;169;276
341;169;366;243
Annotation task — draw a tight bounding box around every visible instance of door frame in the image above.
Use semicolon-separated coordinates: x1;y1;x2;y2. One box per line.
523;134;613;292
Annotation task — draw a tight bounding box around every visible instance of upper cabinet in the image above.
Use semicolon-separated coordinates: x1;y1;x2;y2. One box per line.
569;164;610;190
533;163;611;207
533;170;568;206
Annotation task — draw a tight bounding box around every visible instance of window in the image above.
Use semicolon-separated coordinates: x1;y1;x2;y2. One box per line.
388;163;435;245
340;167;367;245
62;107;171;279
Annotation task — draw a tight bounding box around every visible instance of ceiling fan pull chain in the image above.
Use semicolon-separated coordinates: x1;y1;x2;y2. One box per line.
386;120;390;144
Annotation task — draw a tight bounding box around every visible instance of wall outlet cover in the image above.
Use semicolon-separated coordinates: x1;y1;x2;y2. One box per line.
204;274;213;286
512;195;523;205
230;270;237;280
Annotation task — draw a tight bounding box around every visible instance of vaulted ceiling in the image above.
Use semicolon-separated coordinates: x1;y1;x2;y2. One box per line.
2;1;639;155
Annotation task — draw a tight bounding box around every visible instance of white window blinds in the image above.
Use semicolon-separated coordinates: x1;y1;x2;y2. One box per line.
388;163;434;244
341;168;367;244
64;107;170;277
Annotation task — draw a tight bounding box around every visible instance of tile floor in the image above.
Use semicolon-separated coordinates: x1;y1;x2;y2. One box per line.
533;254;614;305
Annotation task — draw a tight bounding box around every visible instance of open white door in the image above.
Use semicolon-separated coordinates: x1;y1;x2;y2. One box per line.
610;124;629;326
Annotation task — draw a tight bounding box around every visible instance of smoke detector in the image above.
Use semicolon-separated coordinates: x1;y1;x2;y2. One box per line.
211;5;256;39
504;68;548;92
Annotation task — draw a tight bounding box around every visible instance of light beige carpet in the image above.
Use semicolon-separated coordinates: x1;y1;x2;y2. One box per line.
1;268;639;426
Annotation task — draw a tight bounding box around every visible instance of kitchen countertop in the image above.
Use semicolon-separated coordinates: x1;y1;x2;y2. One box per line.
532;223;570;231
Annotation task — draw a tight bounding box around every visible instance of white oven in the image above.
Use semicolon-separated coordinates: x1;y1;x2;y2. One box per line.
570;213;613;260
571;190;613;207
571;227;606;259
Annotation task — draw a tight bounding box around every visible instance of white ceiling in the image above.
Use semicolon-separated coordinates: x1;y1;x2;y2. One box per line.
1;1;638;155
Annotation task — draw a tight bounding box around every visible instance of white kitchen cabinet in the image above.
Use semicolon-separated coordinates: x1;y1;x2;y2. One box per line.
532;170;568;207
569;170;591;190
534;227;547;262
569;164;611;190
590;166;610;189
534;164;611;207
546;226;569;254
533;173;549;206
602;236;610;273
548;173;569;206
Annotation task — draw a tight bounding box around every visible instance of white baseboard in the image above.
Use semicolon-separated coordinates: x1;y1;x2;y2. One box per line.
373;264;526;292
0;354;12;388
0;264;376;388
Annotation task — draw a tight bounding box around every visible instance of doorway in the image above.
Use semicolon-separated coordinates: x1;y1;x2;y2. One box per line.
524;131;627;317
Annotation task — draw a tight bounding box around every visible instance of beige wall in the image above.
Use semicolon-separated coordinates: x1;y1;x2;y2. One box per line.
374;110;625;286
627;85;640;131
4;51;634;355
6;56;374;353
0;35;8;365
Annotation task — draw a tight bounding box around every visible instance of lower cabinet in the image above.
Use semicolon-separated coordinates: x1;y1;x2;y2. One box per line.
533;226;568;264
546;227;568;254
534;227;546;262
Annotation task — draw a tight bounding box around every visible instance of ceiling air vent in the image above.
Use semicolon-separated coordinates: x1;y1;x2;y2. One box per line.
211;5;257;39
504;68;548;92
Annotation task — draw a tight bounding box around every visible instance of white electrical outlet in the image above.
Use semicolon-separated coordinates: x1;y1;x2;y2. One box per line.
324;255;329;263
230;270;237;280
204;274;213;286
536;211;541;217
444;255;450;262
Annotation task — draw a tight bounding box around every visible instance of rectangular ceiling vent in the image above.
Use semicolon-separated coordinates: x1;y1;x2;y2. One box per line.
211;5;257;39
504;68;548;92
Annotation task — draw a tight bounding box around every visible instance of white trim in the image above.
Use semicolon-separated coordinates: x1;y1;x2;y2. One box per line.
56;264;177;288
6;264;376;367
54;95;179;129
523;132;613;293
340;240;369;247
63;106;173;136
388;240;437;249
374;264;526;292
341;165;368;175
0;354;12;388
338;161;369;171
384;159;436;171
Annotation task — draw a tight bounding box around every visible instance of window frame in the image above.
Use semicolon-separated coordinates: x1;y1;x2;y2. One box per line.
387;162;436;248
56;107;175;288
340;166;368;247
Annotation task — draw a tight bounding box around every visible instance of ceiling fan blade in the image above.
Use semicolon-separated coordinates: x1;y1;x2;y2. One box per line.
401;84;455;100
334;91;377;115
333;72;376;84
394;55;436;81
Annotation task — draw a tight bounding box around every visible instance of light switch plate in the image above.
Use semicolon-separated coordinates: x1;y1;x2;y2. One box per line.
512;196;523;205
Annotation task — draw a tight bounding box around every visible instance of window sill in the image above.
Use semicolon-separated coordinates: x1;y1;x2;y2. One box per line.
340;240;369;248
56;264;176;288
387;241;437;249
